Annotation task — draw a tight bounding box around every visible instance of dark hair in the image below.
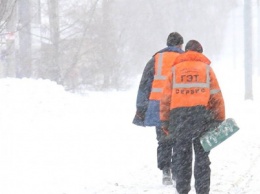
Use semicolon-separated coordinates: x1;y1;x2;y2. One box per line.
185;40;203;53
166;32;183;46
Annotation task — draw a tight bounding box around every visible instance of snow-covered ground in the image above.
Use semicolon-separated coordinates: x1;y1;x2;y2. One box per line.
0;67;259;194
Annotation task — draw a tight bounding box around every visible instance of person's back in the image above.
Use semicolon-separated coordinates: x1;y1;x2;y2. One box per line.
160;40;225;194
133;32;184;185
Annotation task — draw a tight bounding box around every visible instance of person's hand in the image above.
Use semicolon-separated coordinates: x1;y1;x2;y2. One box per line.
161;126;169;136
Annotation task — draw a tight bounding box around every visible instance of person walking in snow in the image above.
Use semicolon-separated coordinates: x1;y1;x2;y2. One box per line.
160;40;225;194
133;32;184;185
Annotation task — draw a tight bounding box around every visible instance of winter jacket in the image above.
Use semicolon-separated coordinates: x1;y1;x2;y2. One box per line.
133;46;184;127
160;51;225;128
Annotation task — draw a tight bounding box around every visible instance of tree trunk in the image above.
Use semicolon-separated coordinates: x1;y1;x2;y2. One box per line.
244;0;253;100
48;0;60;83
5;0;16;77
17;0;32;78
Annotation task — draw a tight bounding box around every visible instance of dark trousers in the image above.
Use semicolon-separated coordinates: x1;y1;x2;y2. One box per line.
156;126;176;178
170;107;211;194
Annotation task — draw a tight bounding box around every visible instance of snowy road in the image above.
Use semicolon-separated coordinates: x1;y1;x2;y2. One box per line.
0;78;260;194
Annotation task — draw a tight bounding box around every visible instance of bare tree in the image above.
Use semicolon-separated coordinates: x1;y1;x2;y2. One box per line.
244;0;253;100
61;0;100;90
78;0;128;90
1;0;243;92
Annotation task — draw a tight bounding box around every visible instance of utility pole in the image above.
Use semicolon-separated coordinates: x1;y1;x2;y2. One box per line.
17;0;32;78
256;0;260;76
244;0;253;100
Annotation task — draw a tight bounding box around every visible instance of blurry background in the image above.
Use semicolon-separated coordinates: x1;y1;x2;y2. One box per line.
0;0;259;95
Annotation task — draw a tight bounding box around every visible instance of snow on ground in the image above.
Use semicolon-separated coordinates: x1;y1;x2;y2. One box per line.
0;70;259;194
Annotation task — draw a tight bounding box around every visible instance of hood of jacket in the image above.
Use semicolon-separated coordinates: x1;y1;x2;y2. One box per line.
173;51;211;66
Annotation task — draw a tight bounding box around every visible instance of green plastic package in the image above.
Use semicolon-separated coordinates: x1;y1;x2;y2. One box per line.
200;118;240;152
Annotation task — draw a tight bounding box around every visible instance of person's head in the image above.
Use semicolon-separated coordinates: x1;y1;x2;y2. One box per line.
166;32;183;48
185;40;203;53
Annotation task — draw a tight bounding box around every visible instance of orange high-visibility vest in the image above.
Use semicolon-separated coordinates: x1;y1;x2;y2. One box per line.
149;52;180;100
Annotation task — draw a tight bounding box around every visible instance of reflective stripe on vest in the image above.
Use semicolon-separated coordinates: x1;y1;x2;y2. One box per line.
210;89;221;94
151;53;165;93
172;65;210;89
152;88;163;93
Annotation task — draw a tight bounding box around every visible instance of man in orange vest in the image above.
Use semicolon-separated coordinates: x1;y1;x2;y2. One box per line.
133;32;184;185
160;40;225;194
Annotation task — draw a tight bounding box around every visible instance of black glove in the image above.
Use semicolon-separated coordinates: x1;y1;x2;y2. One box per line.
161;126;169;136
135;111;145;120
132;111;145;127
209;120;223;131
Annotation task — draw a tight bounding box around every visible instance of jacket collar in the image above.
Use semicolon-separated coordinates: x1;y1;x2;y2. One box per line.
154;46;184;56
